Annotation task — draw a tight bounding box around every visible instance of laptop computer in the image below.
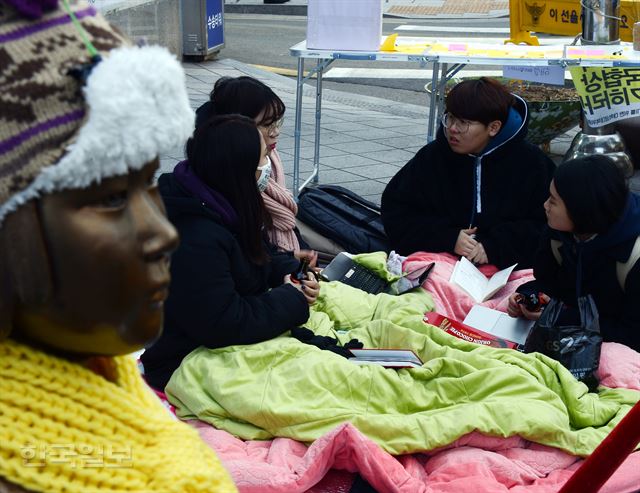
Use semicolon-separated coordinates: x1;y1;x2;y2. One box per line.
320;253;434;295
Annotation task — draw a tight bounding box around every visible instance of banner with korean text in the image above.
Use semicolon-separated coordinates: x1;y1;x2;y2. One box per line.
570;66;640;127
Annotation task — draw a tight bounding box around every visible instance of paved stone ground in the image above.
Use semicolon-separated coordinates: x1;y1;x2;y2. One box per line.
162;58;429;204
162;58;640;205
385;0;508;18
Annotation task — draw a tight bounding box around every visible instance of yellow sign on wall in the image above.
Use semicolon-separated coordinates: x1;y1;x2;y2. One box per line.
508;0;640;45
570;66;640;126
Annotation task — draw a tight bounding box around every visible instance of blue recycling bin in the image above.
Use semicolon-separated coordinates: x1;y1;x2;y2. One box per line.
182;0;225;59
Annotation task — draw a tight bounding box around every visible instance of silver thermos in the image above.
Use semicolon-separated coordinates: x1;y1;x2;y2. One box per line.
581;0;621;45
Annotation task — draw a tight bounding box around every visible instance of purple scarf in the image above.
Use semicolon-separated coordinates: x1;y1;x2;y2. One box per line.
173;160;238;227
6;0;58;18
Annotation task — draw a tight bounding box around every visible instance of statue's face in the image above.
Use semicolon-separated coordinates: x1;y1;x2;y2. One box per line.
14;159;179;356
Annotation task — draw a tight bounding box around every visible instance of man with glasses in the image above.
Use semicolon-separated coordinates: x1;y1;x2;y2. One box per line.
381;77;555;269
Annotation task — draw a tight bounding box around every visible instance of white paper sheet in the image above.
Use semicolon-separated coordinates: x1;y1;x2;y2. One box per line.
463;305;534;345
307;0;383;51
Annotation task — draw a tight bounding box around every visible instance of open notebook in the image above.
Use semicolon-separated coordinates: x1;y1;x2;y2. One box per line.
320;253;433;295
449;257;517;302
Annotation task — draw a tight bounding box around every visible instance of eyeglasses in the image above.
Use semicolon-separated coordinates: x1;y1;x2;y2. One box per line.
441;113;479;134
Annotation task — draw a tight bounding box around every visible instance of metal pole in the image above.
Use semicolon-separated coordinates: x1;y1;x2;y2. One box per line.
437;62;449;120
293;56;305;200
313;58;324;184
427;60;440;143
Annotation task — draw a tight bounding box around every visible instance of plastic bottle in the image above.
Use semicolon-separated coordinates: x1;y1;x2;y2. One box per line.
634;22;640;51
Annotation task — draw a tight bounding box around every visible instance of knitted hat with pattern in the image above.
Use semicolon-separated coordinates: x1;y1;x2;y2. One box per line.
0;0;194;225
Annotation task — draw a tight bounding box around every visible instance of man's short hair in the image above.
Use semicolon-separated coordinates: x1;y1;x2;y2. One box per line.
445;77;515;126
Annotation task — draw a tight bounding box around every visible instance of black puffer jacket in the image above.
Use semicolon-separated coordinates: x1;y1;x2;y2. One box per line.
142;173;309;390
381;96;556;269
528;193;640;351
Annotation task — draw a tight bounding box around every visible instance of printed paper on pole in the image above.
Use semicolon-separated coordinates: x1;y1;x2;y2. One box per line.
570;66;640;127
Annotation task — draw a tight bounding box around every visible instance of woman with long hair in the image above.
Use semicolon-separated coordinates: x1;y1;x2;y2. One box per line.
196;76;301;252
141;115;320;390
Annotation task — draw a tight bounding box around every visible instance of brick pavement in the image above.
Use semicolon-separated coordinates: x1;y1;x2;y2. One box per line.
385;0;508;18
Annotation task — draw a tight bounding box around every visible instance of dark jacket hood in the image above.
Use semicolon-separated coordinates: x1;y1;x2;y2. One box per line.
592;192;640;252
159;171;230;229
549;192;640;297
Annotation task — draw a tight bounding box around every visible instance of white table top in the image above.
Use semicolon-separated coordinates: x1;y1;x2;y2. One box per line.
290;37;640;67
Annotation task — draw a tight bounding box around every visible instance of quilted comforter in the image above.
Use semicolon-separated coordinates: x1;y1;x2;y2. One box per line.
166;271;639;458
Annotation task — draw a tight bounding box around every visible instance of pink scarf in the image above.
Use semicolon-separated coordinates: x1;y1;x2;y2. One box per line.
262;149;299;252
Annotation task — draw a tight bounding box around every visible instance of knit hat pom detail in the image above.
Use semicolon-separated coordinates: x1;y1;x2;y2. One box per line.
0;1;195;226
0;43;195;224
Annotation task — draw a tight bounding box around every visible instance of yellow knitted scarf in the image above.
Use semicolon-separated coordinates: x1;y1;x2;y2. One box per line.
0;339;237;493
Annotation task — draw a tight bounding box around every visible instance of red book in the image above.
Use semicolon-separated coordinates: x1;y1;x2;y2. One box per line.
423;312;525;351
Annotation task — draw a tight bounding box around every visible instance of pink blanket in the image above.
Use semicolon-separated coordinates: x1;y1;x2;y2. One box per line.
187;253;640;492
192;342;640;493
403;252;535;321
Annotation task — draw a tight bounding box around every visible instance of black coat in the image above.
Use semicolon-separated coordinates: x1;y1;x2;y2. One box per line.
381;97;556;269
142;173;309;390
525;194;640;351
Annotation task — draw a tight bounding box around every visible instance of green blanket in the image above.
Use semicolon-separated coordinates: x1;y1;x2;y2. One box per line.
166;276;639;457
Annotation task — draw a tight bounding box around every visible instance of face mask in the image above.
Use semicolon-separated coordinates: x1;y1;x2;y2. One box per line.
256;155;271;192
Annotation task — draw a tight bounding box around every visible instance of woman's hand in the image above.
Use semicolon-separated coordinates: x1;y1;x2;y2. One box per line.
454;228;478;257
520;293;550;321
284;273;320;305
300;273;320;305
520;305;544;321
294;249;318;269
507;293;524;318
507;293;550;321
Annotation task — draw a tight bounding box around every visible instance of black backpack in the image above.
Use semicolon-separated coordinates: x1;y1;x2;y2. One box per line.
297;185;390;254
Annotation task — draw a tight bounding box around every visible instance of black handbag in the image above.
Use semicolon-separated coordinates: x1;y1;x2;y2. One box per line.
524;296;603;388
297;184;390;254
